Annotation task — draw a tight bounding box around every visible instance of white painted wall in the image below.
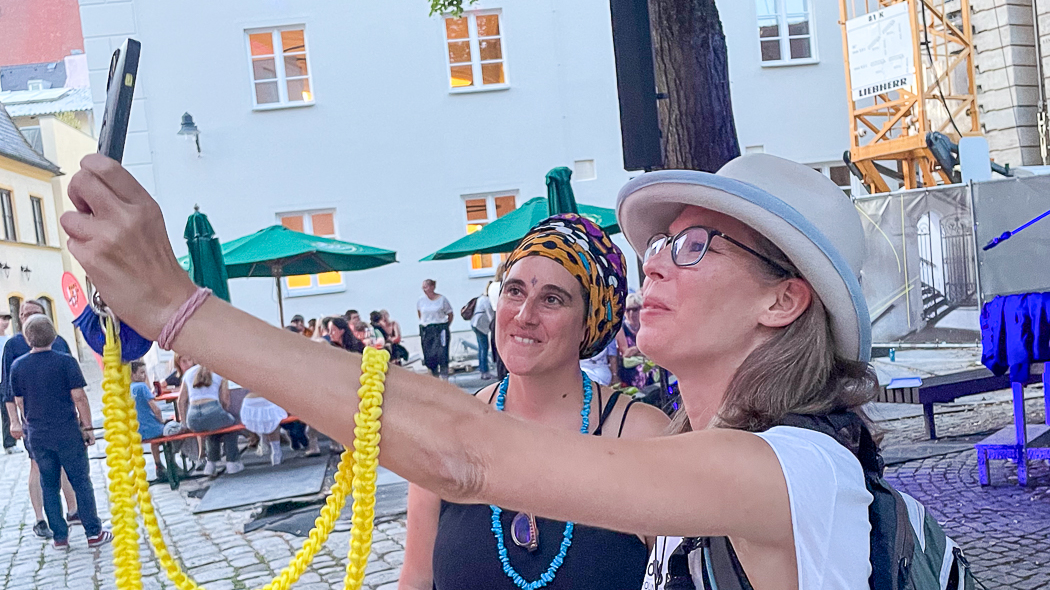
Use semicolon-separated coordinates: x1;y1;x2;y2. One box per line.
0;158;78;352
78;0;643;337
76;0;866;338
716;0;851;166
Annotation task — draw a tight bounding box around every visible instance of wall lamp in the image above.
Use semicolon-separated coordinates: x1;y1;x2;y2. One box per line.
20;266;30;281
0;263;9;279
178;112;201;156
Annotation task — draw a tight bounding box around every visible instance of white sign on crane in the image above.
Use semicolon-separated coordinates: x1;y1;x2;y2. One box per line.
846;2;915;100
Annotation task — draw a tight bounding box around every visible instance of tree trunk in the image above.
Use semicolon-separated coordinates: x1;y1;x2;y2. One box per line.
649;0;740;172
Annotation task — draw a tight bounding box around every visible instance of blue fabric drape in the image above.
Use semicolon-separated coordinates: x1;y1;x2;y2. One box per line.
73;306;153;362
981;292;1050;382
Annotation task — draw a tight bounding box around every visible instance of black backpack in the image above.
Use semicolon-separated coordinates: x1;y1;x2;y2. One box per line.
664;412;978;590
460;297;478;321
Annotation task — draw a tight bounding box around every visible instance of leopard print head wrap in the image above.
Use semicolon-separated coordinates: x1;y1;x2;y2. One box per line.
504;214;627;359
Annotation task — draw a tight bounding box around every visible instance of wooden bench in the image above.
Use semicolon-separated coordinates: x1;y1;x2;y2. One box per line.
876;368;1043;439
150;416;301;490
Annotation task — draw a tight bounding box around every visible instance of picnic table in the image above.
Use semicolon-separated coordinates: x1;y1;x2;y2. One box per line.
152;415;301;490
153;382;182;420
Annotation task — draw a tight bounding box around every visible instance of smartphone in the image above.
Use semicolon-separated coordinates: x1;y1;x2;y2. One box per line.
96;38;141;163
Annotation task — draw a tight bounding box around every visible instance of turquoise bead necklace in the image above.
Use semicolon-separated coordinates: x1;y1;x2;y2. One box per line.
490;372;593;590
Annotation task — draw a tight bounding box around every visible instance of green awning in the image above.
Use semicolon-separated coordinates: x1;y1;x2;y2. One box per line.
421;197;620;261
180;225;397;277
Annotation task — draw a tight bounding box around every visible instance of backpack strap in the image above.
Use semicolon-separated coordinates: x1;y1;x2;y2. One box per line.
663;537;757;590
778;412;884;476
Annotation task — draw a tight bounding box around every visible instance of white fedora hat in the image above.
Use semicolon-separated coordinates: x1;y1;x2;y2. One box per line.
616;153;871;362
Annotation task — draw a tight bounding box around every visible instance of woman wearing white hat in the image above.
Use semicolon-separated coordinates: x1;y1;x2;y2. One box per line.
64;153;875;589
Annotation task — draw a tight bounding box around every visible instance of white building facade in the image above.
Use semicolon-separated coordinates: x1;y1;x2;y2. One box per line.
76;0;860;339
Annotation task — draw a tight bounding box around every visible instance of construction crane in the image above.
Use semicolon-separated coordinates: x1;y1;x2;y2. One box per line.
839;0;981;192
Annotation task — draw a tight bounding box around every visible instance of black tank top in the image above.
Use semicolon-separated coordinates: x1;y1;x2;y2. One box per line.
432;388;647;590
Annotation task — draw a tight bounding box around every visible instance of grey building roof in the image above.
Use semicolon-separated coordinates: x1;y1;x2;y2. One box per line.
0;103;61;175
0;87;93;117
0;61;66;91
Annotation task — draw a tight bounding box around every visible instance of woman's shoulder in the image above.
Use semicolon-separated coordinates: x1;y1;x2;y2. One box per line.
473;382;499;404
753;425;870;508
607;391;670;439
756;425;864;472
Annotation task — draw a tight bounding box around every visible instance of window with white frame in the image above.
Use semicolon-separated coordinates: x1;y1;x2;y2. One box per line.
812;164;853;198
464;192;517;275
444;11;507;90
756;0;814;64
247;27;314;107
30;196;46;246
277;210;344;295
0;189;16;241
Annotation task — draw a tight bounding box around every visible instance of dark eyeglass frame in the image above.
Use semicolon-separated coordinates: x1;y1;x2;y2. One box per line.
644;226;796;278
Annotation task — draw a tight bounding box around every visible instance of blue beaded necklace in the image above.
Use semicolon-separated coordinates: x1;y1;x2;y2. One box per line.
490;372;593;590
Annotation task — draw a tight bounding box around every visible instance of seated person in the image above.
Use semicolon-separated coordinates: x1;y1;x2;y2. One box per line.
130;361;168;480
240;393;288;466
164;353;193;387
179;365;243;476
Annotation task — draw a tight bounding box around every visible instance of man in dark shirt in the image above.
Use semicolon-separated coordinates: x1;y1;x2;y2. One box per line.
9;315;111;549
1;299;77;539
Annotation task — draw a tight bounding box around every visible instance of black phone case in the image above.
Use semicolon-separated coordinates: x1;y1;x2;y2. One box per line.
97;38;141;163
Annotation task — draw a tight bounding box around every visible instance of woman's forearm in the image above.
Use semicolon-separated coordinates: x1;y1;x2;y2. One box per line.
164;296;792;541
169;296;488;498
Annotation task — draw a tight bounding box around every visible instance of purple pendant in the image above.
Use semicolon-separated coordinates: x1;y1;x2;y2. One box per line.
511;512;539;552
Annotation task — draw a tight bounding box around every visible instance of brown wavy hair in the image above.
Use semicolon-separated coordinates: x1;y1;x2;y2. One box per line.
670;234;878;434
193;366;214;389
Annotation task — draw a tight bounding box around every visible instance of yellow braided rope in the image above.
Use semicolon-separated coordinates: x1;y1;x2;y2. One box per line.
100;317;389;590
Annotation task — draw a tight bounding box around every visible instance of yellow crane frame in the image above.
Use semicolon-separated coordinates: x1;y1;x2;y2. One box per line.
840;0;980;191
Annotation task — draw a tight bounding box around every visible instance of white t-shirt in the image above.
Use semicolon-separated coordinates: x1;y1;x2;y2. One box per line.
579;340;617;386
417;294;453;327
641;426;872;590
471;295;494;334
487;281;501;312
182;365;223;403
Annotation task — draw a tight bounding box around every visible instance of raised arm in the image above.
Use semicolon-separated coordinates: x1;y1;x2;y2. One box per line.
62;154;793;545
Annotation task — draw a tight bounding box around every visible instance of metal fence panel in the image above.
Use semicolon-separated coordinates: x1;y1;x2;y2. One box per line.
856;184;980;344
972;175;1050;299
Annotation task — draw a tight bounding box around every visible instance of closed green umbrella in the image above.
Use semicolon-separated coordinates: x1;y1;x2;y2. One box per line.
184;205;231;302
180;225;397;325
546;167;579;216
421;197;620;261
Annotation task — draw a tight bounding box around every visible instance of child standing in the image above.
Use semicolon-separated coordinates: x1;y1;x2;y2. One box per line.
9;315;112;549
130;360;168;480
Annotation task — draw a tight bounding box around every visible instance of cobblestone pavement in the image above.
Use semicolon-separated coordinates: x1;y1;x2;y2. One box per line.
0;443;406;590
1;363;1048;590
881;391;1050;590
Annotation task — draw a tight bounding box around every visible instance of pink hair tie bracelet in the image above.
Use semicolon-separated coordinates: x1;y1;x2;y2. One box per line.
158;287;212;350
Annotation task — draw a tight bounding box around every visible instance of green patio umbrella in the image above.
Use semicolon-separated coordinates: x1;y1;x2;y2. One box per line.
546;167;579;216
180;225;397;325
421;197;620;261
184;205;231;302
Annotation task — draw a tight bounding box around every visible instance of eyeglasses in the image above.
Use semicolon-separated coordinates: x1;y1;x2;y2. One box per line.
644;226;795;277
